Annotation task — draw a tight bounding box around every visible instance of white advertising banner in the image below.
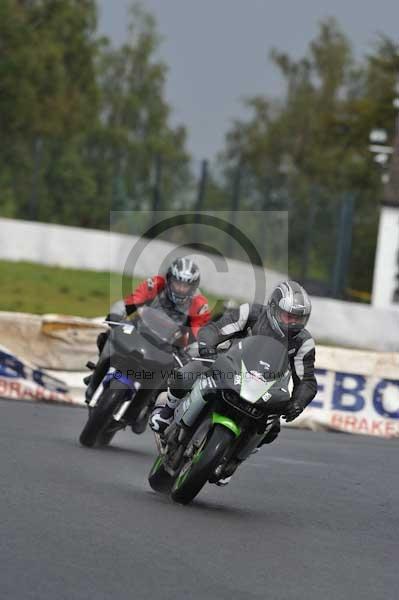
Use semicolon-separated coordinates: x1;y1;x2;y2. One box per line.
0;344;77;405
292;346;399;438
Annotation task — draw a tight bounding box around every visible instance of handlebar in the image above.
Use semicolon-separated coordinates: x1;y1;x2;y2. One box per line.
190;357;216;363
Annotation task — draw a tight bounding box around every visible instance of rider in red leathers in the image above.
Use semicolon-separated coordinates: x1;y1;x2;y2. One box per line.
96;257;211;354
124;260;210;340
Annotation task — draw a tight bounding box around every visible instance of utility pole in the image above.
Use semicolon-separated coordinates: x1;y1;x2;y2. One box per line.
192;160;208;246
195;159;208;212
225;159;243;258
150;154;163;229
300;193;317;283
29;137;42;221
331;192;355;298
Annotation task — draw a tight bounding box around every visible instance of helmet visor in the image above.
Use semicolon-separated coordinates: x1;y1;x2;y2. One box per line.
277;308;308;329
170;279;192;297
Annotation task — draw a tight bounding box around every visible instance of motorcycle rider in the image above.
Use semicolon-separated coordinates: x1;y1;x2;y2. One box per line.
96;257;211;354
150;280;317;482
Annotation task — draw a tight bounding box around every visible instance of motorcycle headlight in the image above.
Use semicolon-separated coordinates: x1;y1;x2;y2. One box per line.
222;389;264;418
222;389;239;404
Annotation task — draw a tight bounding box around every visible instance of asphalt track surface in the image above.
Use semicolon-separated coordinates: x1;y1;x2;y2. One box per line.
1;399;398;600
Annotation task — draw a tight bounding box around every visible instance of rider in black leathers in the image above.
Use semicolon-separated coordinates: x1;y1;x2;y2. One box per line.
150;280;318;480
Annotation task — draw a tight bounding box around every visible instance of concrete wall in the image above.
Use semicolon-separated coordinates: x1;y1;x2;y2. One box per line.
0;217;398;351
0;217;287;303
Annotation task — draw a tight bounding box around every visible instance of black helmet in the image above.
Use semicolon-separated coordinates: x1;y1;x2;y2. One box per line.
166;257;200;306
266;280;311;338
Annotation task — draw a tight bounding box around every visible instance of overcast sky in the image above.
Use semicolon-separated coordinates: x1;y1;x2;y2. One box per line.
97;0;399;162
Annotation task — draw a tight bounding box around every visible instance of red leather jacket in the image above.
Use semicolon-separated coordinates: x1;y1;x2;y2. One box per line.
124;275;211;338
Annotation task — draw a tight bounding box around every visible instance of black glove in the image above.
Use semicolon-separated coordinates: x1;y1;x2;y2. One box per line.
125;303;137;316
106;312;123;324
284;399;305;422
198;344;217;360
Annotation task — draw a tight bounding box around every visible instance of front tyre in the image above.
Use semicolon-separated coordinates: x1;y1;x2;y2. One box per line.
148;454;174;494
171;425;235;505
79;389;123;448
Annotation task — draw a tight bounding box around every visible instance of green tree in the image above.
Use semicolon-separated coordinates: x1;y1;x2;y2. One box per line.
0;0;100;220
219;18;399;297
91;3;190;224
0;1;190;229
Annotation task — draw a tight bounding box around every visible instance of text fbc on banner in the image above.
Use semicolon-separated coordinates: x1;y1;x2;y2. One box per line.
293;346;399;437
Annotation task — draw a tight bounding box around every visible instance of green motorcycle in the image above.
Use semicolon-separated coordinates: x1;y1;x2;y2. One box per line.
148;335;291;505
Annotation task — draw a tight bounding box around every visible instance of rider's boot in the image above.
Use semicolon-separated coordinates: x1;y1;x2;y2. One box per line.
214;459;242;486
149;389;181;435
258;419;281;445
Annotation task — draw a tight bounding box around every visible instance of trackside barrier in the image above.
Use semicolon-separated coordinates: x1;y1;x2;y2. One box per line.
0;311;105;370
0;313;398;438
291;346;399;438
0;344;77;405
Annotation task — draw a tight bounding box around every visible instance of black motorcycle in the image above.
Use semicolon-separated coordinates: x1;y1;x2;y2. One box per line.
79;306;187;448
148;335;291;505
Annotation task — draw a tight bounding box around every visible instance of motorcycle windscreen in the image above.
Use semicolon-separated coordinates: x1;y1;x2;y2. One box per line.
239;365;276;403
138;306;182;344
230;336;289;403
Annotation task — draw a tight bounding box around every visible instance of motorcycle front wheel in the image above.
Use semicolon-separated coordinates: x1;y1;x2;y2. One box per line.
148;453;174;494
79;388;124;448
171;425;235;505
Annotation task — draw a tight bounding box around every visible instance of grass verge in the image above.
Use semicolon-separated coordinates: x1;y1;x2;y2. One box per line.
0;260;222;317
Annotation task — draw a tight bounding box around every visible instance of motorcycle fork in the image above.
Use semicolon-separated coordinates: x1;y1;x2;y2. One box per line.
183;415;213;460
209;427;245;481
212;416;259;479
162;423;187;472
164;413;211;474
85;354;110;403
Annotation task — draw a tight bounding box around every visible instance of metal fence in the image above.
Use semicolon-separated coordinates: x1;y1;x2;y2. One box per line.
127;155;379;302
1;148;380;302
